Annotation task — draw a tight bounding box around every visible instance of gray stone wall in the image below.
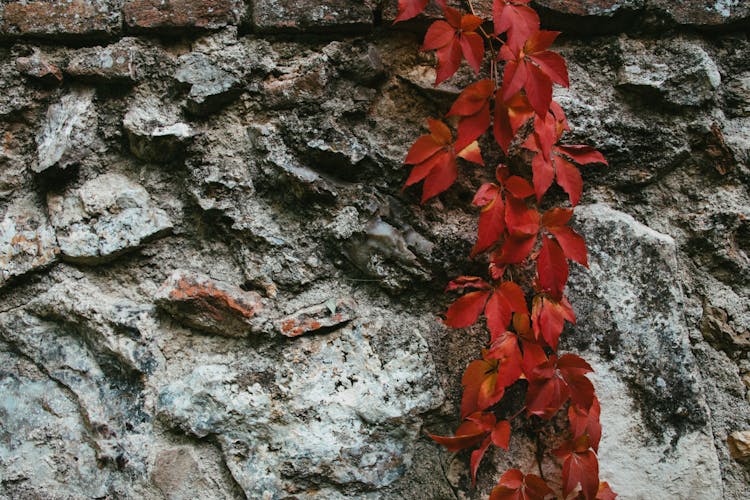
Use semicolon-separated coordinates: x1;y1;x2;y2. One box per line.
0;1;748;499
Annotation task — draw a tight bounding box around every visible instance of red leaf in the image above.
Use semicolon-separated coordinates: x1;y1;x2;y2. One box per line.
493;0;540;48
423;20;455;51
558;354;595;409
530;51;569;87
537;236;569;298
485;282;525;336
492;420;511;449
541;207;573;227
521;341;547;379
525;63;553;117
456;104;491;152
457;141;484;165
531;295;576;349
526;360;570;419
531;154;554;202
555;155;584;206
428;419;487;452
554;436;600;500
569;397;602;452
495;234;536;264
505;196;539;237
548;225;588;267
494;91;534;154
595;482;617;500
444;290;491;328
395;0;429;22
470;436;493;485
445;275;491;292
405;149;452;186
490;468;554;500
421;153;458;202
557;145;608;165
461;355;505;417
501;59;528;102
435;38;463;85
448;79;495;117
428;117;452;144
525;30;560;54
405;135;443;165
472;183;501;208
461;13;484;32
486;331;522;387
472;189;505;256
504;176;535;199
460;31;485;74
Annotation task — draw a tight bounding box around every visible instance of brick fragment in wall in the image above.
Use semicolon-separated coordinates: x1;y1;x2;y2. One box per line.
275;298;357;337
154;269;266;337
122;0;245;31
0;1;122;40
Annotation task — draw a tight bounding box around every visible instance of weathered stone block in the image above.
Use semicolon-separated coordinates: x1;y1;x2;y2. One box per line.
154;269;264;337
65;38;151;83
123;97;194;163
15;50;62;85
175;52;241;115
0;195;59;286
0;0;122;39
122;0;245;31
47;173;172;263
35;88;98;173
252;0;375;33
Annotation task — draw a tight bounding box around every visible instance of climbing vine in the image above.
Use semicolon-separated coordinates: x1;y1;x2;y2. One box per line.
395;1;615;498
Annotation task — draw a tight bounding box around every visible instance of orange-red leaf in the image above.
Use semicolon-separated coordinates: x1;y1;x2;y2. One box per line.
421;153;458;202
460;31;485;74
492;420;511;449
485;281;526;336
525;62;553;117
493;0;540;49
494;92;534;154
569;397;602;452
435;38;463;85
531;295;576;350
423;20;455;50
548;225;588;267
554;435;600;500
555;155;583;206
445;290;491;328
530;51;569;87
461;355;505;417
428;419;487;452
531;154;554;202
446;275;491;292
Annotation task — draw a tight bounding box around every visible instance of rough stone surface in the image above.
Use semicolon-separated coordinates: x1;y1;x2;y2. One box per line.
35;88;98;172
252;0;375;33
155;269;265;337
0;195;58;286
123;96;194;163
0;2;749;499
47;173;172;263
65;38;155;83
0;0;122;40
15;49;62;85
123;0;245;31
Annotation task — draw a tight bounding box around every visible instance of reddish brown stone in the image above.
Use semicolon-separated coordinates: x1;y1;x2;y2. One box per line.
16;51;63;85
155;270;265;337
275;298;357;338
122;0;245;30
381;0;491;24
0;1;121;39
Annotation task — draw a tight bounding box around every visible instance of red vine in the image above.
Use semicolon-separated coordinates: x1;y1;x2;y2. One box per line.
395;1;615;498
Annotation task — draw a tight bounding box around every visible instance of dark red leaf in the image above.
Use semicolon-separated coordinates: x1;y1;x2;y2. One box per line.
421;153;458;202
435;38;463;85
537;236;569;298
472;191;505;256
530;51;569;87
569;397;602;452
490;468;554;500
423;20;455;50
556;145;608;165
460;31;485;74
395;0;429;22
445;275;492;292
554;155;583;206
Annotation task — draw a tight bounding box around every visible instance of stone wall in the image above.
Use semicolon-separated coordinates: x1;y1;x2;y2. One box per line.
0;1;748;499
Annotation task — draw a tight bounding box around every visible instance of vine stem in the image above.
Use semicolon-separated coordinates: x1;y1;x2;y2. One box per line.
466;0;501;84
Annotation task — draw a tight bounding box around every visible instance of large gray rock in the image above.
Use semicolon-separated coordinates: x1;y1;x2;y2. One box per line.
617;36;721;108
0;195;59;286
568;204;723;498
156;315;444;498
47;173;172;263
35;88;98;172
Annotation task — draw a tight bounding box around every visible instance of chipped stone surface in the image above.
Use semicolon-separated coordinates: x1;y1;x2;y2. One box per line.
35;88;98;172
175;52;241;115
0;195;58;286
154;269;264;337
123;96;194;163
123;0;245;31
0;0;122;39
728;430;750;461
47;173;172;263
276;297;357;337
